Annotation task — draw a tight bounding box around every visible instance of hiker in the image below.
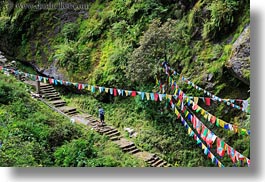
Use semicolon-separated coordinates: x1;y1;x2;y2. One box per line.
98;106;105;125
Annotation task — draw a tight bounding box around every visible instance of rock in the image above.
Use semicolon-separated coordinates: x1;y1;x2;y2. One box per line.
226;25;250;85
124;127;137;138
42;59;66;80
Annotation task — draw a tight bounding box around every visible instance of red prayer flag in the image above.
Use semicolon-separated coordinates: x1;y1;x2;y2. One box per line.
192;104;198;111
131;91;136;97
205;97;211;106
210;116;216;124
114;88;117;96
78;84;82;90
154;93;159;101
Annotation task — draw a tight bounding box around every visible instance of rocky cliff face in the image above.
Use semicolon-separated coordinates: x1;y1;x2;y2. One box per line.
226;25;250;85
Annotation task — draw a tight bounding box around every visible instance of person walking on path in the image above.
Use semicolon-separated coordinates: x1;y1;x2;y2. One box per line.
98;106;105;126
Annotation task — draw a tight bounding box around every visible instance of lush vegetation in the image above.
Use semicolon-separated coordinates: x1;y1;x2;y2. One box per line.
0;73;146;167
0;0;250;167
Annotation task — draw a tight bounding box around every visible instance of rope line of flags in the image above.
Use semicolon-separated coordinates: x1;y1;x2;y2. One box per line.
161;61;250;114
0;65;250;167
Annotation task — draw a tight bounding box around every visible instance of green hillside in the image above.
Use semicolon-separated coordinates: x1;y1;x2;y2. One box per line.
0;0;250;167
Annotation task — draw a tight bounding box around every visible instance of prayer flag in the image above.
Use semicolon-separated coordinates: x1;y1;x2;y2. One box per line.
131;91;136;97
141;92;145;100
159;94;164;101
146;93;150;100
194;97;199;105
210;115;216;124
205;97;211;106
110;88;113;95
205;131;217;147
150;93;155;101
217;138;226;157
105;88;109;93
201;124;208;141
91;86;95;93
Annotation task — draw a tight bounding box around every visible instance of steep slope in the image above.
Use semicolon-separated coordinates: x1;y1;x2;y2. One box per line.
0;71;146;167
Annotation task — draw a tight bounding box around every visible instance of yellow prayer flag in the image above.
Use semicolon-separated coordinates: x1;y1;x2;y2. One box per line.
146;93;150;100
218;161;222;167
185;111;189;117
87;85;91;91
175;108;179;116
201;109;205;115
194;97;199;105
202;143;206;150
219;120;225;128
105;88;109;93
188;127;191;135
174;88;178;95
177;100;181;107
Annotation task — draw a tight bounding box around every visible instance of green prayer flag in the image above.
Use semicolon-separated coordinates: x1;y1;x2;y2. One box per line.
216;118;220;127
196;107;201;113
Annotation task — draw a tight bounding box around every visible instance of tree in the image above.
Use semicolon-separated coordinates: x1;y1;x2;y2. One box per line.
126;19;178;84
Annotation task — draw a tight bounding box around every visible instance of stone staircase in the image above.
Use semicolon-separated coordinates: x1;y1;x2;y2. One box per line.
38;82;171;167
40;83;78;116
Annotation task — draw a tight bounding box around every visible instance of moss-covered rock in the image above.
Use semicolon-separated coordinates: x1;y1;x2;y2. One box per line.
226;25;250;85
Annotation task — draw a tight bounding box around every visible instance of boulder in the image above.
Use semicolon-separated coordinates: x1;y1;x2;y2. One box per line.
226;25;250;85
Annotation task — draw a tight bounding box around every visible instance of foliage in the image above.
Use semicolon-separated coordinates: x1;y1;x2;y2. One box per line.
0;73;146;167
126;19;178;84
202;0;240;40
0;0;250;167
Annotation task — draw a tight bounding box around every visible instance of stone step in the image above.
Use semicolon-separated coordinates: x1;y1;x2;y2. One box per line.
156;161;167;168
44;92;59;96
146;156;158;162
89;118;98;123
128;148;140;154
106;131;120;138
40;85;55;89
64;109;78;114
40;84;52;87
147;157;159;164
151;159;164;167
104;129;119;135
120;143;135;150
40;87;56;91
49;100;66;105
90;122;99;126
99;127;113;133
57;106;77;113
54;103;67;107
110;136;120;141
77;114;93;119
44;95;61;101
40;86;54;89
40;90;57;94
47;97;61;101
122;145;137;152
66;111;78;116
45;96;60;100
